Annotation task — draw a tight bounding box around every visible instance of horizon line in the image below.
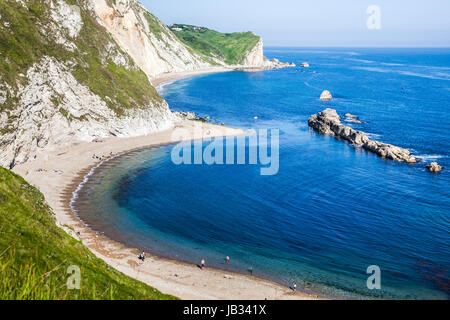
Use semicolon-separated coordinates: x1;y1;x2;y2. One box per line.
263;45;450;49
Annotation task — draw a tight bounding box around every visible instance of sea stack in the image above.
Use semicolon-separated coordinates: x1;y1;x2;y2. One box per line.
320;90;333;101
426;162;443;173
308;109;416;163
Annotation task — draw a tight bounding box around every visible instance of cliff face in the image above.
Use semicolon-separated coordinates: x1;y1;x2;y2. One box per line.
0;0;275;169
90;0;211;79
0;55;176;168
91;1;274;78
0;0;176;169
242;39;266;67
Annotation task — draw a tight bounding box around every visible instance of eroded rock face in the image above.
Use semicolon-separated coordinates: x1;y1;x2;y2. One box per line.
0;0;294;169
50;0;83;38
426;162;443;173
308;109;416;163
89;0;281;78
89;0;211;80
0;56;177;169
242;38;266;67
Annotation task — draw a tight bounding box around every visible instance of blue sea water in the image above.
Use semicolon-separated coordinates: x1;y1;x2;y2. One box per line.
75;48;450;299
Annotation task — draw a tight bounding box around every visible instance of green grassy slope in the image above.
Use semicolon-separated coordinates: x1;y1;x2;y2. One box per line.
170;24;260;65
0;0;164;116
0;167;177;300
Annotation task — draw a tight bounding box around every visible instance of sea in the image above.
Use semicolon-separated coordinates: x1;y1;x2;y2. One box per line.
74;48;450;299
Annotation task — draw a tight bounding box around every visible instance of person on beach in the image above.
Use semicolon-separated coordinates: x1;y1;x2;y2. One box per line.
293;283;297;292
201;258;205;270
226;256;230;264
138;252;146;262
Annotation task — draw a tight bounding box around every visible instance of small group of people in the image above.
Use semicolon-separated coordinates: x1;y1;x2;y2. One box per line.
138;251;146;262
92;153;105;160
92;151;114;161
199;256;231;270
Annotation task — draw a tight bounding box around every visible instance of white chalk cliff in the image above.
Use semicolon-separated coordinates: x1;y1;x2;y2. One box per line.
0;56;176;168
90;0;211;80
242;38;266;67
0;0;282;169
90;0;278;78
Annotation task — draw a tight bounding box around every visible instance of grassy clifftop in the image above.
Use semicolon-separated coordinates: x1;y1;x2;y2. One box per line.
0;167;176;300
170;24;260;65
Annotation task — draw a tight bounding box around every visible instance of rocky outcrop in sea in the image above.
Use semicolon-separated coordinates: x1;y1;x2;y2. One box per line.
320;90;333;101
234;58;296;72
426;162;443;173
308;109;416;163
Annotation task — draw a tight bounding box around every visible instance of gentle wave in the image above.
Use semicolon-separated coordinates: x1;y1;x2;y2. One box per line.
69;153;123;216
347;58;376;64
364;133;383;140
156;80;177;93
352;66;450;81
380;62;406;67
415;154;446;161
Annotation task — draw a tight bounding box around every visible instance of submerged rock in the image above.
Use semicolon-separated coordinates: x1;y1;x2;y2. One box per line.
308;108;416;163
426;162;442;173
320;90;332;101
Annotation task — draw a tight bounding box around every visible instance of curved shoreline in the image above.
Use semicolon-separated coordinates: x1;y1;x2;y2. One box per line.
151;67;234;90
13;119;322;300
69;149;326;300
70;144;333;299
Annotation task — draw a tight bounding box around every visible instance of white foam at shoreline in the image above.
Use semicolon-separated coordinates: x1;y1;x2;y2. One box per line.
365;133;382;140
415;154;445;161
155;80;176;93
69;153;123;216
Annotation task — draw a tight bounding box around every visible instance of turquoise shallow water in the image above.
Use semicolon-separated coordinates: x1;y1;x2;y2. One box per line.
75;48;450;299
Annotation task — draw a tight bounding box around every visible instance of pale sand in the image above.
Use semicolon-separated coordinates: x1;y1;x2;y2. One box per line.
151;67;233;89
13;120;322;300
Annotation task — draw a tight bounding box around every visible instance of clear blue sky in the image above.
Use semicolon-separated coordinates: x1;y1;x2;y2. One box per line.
142;0;450;47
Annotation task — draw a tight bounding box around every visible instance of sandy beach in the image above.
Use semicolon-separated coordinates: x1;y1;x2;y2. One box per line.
151;67;233;89
12;69;322;300
13;124;321;300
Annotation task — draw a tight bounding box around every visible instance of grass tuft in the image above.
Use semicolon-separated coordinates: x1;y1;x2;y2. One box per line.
0;167;177;300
